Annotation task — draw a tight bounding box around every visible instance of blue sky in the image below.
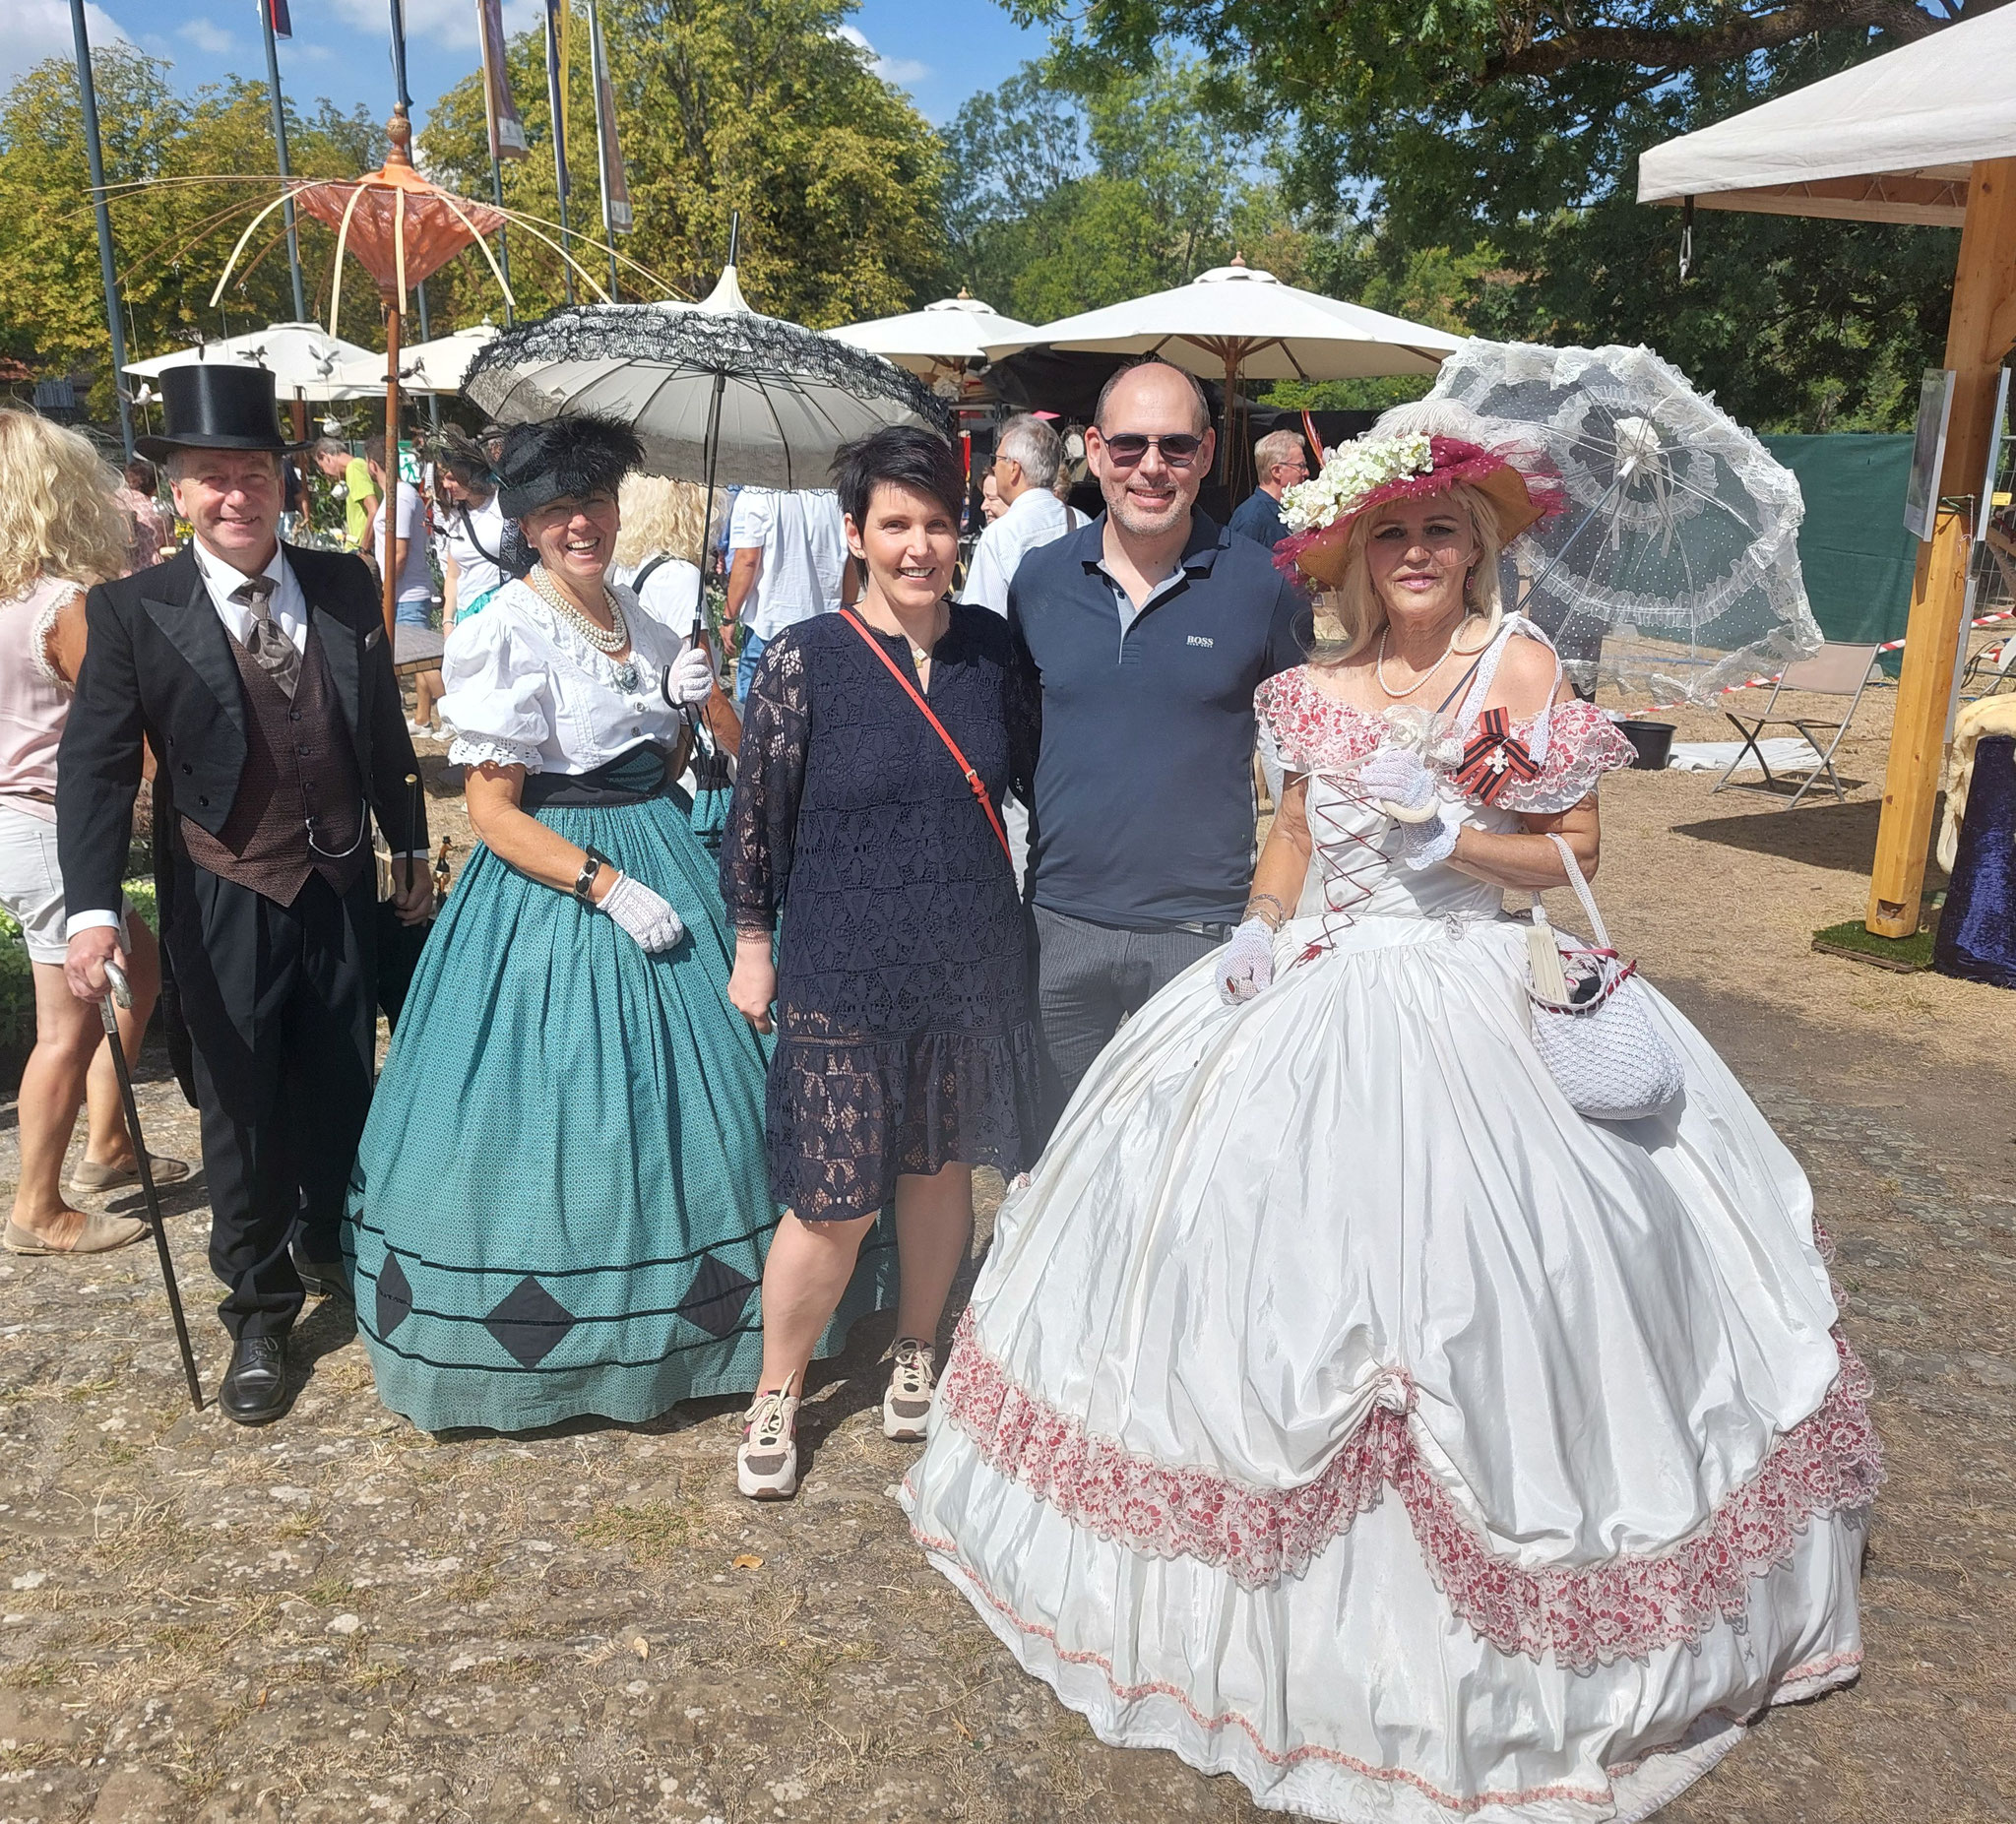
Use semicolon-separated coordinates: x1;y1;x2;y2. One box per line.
9;0;1048;131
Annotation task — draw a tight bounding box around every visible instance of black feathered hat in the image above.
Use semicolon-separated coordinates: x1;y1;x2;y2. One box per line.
494;414;645;520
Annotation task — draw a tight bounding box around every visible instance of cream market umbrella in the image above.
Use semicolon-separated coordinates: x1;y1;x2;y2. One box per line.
124;321;379;404
827;290;1039;384
329;323;502;398
986;256;1465;486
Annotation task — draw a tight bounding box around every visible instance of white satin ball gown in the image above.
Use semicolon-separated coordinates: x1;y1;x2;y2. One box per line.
903;624;1878;1824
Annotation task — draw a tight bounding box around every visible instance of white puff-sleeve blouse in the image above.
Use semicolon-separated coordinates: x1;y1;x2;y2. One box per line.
439;578;693;776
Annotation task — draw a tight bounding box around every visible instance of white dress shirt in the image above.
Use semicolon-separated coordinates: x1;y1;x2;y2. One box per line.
960;485;1078;615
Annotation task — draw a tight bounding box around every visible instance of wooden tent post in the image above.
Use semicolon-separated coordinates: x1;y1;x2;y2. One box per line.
1865;156;2016;938
381;296;402;643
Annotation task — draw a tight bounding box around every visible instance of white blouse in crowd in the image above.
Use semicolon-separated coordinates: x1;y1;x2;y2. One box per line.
438;496;510;606
439;575;695;776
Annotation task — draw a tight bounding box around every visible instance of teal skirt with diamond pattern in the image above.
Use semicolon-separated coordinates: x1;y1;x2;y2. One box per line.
344;791;896;1433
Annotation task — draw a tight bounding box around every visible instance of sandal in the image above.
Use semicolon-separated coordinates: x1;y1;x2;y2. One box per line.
4;1213;149;1256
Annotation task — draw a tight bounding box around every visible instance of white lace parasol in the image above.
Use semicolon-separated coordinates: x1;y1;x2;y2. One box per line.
1424;341;1822;702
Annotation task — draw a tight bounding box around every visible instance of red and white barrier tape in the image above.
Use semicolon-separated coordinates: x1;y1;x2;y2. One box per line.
1627;609;2014;713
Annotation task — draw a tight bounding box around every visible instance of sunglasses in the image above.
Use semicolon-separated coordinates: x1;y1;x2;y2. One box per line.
1099;432;1206;469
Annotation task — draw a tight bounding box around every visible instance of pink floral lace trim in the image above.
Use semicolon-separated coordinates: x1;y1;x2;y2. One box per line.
1253;670;1635;813
934;1312;1881;1671
910;1501;1863;1812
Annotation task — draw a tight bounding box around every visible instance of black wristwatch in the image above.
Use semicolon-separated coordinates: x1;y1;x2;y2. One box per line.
573;846;611;908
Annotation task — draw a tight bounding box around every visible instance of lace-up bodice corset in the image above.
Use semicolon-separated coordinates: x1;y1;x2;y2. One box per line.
1255;622;1636;924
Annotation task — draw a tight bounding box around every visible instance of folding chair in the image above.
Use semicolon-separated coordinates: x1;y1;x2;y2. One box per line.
1712;641;1881;808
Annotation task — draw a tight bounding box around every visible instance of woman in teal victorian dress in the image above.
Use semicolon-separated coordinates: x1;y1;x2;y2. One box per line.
344;417;892;1432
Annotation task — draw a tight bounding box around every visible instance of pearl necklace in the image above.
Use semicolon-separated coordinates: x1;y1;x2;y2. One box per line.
1373;624;1460;700
530;566;628;655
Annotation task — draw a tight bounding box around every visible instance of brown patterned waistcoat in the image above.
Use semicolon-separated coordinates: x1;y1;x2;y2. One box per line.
178;627;368;904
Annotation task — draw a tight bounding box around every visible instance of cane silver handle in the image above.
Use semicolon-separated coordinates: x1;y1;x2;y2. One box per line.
101;958;133;1029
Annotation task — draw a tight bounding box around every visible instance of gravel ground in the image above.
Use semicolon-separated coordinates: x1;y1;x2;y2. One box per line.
3;683;2013;1824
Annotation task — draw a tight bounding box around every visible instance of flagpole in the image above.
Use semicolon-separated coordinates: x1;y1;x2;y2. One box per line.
545;0;576;305
491;158;516;326
590;0;619;302
69;0;134;460
257;0;308;323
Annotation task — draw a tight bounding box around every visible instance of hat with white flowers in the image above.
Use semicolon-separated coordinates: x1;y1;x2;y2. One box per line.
1274;431;1562;589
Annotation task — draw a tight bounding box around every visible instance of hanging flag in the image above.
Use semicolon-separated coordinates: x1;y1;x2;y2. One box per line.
265;0;293;37
475;0;527;160
543;0;571;198
589;0;633;234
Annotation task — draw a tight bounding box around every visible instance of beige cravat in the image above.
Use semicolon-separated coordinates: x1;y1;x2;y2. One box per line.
231;574;299;699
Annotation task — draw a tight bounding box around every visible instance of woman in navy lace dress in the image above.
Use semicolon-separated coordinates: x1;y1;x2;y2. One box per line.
722;427;1041;1500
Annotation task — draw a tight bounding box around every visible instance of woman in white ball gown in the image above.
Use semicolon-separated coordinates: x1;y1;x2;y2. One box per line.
902;425;1878;1823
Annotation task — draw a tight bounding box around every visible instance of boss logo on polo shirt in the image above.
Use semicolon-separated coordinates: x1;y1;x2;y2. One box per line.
1187;635;1215;648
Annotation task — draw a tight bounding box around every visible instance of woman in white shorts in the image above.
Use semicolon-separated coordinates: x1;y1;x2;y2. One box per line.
0;410;187;1256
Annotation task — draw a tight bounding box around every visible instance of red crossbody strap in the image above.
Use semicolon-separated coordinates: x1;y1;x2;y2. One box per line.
837;608;1012;863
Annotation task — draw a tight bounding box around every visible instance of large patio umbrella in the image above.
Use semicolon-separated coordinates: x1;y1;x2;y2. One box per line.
124;323;379;406
1639;4;2016;940
827;290;1039;387
328;323;501;398
984;257;1464;488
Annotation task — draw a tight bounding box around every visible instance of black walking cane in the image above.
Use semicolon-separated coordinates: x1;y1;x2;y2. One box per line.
99;959;203;1411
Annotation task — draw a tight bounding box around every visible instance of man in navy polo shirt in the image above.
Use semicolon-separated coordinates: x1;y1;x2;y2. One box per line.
1008;360;1310;1129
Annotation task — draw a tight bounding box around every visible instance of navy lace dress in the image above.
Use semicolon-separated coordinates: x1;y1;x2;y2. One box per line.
722;605;1042;1223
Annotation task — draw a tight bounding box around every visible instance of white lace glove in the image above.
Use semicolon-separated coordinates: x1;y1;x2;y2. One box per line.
1217;918;1277;1006
665;644;715;707
1354;744;1438;817
598;873;685;952
1387;800;1467;871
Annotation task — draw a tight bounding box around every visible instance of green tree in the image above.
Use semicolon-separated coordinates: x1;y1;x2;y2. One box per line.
943;57;1295;323
420;0;947;327
1004;0;1971;430
0;47;391;417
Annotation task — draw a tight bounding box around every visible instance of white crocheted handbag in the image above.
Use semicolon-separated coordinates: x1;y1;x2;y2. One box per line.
1526;835;1684;1122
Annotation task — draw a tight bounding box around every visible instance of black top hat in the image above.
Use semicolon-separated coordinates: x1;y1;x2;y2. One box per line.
136;362;308;462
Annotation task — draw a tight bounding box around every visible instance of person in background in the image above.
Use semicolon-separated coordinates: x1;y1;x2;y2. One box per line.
978;470;1006;527
610;473;709;649
0;410;188;1258
723;426;1040;1501
433;431;510;632
366;450;441;737
723;487;854;704
314;436;377;554
1227;428;1310;552
959;414;1077;619
1051;472;1086;530
1008;359;1309;1131
115;456;174;574
59;364;428;1423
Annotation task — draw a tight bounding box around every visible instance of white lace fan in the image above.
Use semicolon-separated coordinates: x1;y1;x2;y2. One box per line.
1425;341;1822;702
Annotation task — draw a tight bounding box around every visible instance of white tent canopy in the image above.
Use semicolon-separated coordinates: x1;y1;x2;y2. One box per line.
1637;5;2016;226
982;258;1463;381
827;292;1039;377
123;322;378;403
328;323;501;398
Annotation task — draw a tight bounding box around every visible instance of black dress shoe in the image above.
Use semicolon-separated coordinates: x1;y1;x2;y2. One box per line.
290;1244;349;1300
219;1335;291;1425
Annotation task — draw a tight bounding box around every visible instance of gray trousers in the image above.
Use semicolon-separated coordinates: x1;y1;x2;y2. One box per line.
1031;904;1228;1140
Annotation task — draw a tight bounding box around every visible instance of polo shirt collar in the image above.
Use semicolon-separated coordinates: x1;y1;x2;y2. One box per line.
1077;509;1230;581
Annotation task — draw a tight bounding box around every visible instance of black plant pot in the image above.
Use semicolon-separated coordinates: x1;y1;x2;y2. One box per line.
1616;719;1675;771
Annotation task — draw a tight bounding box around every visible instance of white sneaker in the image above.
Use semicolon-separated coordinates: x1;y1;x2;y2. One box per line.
737;1378;799;1500
406;719;433;737
882;1338;936;1442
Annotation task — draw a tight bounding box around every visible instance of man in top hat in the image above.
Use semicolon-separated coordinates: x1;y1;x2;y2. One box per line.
58;363;432;1424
